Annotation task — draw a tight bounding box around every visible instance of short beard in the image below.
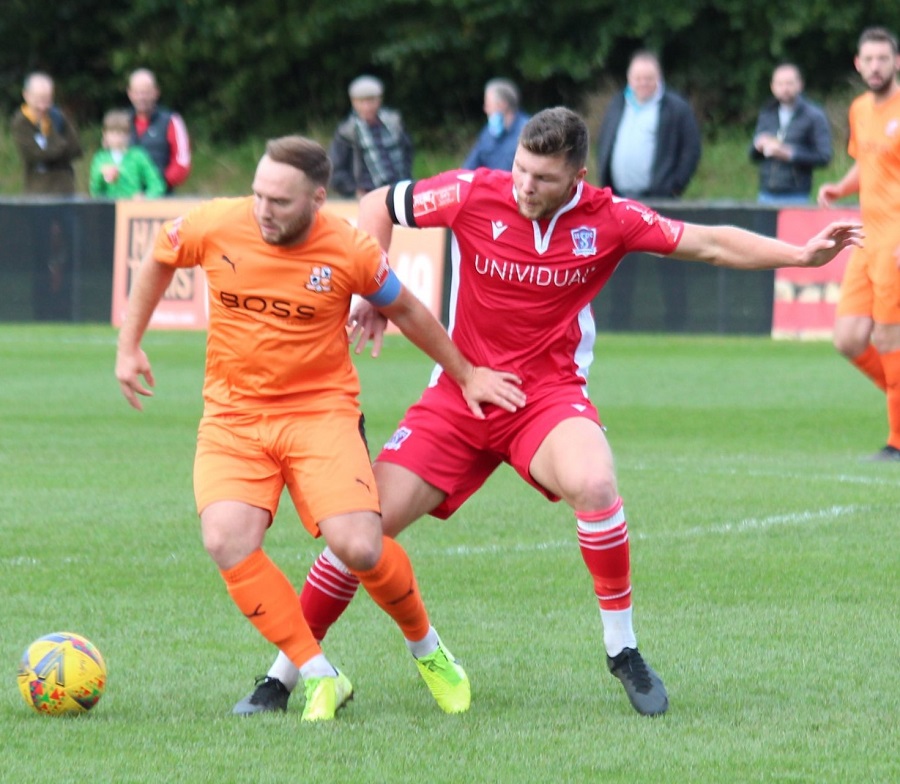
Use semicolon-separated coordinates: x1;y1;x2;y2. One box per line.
866;74;895;97
264;211;314;246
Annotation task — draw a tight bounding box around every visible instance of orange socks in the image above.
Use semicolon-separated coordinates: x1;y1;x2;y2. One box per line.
220;549;320;669
350;537;431;642
881;349;900;449
851;344;887;390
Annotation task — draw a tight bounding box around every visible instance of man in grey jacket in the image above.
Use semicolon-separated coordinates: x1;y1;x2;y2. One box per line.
750;63;832;204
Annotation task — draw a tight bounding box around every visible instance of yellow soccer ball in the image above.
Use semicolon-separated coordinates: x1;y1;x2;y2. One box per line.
17;632;107;715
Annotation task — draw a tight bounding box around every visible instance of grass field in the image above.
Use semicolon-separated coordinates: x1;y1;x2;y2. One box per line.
1;326;897;783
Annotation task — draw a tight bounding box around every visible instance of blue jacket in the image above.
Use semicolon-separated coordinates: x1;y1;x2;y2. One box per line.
749;95;832;195
596;89;701;198
463;111;530;171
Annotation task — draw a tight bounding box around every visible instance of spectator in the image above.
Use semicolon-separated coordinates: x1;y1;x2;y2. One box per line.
10;72;82;195
329;75;413;199
750;63;832;204
463;78;530;171
126;68;192;193
595;51;701;332
11;72;82;321
89;109;167;199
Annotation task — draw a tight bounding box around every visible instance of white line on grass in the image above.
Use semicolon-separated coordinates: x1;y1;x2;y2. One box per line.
431;504;871;557
626;460;897;488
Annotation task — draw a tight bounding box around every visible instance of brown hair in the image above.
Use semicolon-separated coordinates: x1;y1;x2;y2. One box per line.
102;109;131;133
518;107;589;170
858;26;899;54
264;136;332;188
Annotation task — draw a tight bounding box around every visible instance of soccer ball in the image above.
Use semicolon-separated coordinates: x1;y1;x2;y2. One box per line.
17;632;107;715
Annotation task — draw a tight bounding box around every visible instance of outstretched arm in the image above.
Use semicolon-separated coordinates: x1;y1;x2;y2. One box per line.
115;255;176;410
669;221;863;270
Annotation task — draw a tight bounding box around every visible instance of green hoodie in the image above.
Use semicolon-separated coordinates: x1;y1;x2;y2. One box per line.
89;145;167;198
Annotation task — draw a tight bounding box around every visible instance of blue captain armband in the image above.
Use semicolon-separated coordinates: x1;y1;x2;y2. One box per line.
363;267;402;308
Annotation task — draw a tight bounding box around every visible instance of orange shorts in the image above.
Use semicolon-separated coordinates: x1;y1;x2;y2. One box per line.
193;408;379;536
837;242;900;323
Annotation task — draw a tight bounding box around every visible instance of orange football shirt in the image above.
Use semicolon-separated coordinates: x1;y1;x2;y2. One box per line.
153;197;391;414
848;89;900;244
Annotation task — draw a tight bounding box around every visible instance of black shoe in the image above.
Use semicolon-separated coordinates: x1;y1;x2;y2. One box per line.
866;445;900;462
606;647;669;716
232;676;290;715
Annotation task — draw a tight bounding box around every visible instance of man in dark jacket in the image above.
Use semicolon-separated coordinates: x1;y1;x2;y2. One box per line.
750;63;832;204
329;75;413;199
10;72;82;195
596;52;701;200
595;52;701;331
10;72;83;320
127;68;192;193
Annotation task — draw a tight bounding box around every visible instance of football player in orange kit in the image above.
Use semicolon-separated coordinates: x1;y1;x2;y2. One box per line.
115;135;527;720
818;26;900;461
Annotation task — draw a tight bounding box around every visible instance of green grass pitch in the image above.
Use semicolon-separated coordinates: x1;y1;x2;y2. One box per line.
1;324;897;783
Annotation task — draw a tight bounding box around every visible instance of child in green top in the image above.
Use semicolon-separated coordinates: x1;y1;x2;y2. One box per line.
89;109;166;198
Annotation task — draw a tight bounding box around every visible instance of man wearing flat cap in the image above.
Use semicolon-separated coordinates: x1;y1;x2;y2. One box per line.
330;75;414;199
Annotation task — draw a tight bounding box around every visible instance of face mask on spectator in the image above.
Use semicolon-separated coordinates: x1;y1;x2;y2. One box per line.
487;112;505;137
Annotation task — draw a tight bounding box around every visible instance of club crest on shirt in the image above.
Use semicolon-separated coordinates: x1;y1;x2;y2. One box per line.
571;226;598;257
306;265;332;293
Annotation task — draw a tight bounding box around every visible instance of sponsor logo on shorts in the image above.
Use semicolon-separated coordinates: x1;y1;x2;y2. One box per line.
383;426;412;451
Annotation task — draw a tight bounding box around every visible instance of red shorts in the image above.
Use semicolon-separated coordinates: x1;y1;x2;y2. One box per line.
375;380;602;518
194;407;378;535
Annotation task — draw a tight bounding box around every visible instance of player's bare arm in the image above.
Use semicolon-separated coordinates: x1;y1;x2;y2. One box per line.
670;221;863;270
115;256;176;411
817;163;860;207
376;286;526;418
357;185;395;250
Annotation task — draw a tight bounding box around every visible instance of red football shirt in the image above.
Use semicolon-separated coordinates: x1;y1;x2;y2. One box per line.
388;169;684;392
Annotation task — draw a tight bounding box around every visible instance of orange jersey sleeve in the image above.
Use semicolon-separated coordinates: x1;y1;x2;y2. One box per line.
847;91;900;241
153;199;389;414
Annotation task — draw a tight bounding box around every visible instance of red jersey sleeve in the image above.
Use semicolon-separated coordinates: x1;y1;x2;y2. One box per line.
388;170;473;229
609;196;685;255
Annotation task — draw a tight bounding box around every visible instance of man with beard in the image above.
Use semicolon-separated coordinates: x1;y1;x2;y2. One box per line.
239;110;862;719
818;27;900;461
115;136;526;720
